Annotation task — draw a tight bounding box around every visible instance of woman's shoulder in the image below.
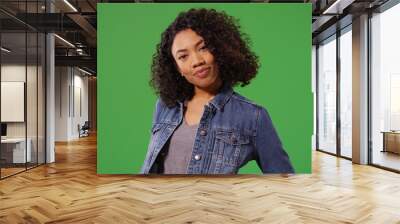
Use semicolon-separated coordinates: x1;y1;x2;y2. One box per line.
152;98;181;124
230;91;264;111
230;92;276;130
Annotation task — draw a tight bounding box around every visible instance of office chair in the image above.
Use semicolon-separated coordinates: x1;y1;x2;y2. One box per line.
79;121;90;138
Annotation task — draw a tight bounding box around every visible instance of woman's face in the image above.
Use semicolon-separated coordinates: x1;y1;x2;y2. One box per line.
171;29;221;91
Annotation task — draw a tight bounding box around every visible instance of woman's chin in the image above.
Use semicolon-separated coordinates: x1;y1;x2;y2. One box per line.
194;81;221;92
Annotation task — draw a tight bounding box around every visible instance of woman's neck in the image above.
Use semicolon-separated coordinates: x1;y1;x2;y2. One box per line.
192;79;223;102
192;87;217;102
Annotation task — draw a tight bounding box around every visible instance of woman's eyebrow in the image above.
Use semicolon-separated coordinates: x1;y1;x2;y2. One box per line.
195;39;204;47
175;39;204;55
175;49;188;55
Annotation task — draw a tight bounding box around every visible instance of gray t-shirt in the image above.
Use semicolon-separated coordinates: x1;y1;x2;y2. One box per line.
163;120;199;174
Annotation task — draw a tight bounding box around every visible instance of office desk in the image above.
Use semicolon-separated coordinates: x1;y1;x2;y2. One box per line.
1;138;32;163
381;131;400;154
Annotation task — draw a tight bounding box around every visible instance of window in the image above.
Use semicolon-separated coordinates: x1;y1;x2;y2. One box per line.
317;35;337;154
370;2;400;171
339;27;352;158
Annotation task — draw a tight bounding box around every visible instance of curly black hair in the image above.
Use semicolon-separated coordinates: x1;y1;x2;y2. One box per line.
150;8;260;107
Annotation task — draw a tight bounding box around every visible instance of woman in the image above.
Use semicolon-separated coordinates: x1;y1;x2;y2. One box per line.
140;8;294;174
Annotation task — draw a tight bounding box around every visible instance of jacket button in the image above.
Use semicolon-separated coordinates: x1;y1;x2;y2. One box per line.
200;130;207;136
194;154;201;161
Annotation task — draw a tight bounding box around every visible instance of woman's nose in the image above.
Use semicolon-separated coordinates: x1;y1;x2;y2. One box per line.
192;53;206;68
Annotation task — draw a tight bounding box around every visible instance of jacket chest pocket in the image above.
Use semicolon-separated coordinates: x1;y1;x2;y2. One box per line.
211;130;250;174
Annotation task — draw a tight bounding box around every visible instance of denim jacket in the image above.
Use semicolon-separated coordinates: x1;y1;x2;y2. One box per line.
140;85;294;174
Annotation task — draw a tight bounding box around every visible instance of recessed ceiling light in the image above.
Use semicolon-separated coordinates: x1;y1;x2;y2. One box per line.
1;47;11;53
322;0;354;15
78;67;93;76
63;0;78;12
54;34;75;48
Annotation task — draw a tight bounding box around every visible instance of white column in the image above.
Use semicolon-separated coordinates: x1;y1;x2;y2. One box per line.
46;33;55;163
46;1;55;163
352;14;369;164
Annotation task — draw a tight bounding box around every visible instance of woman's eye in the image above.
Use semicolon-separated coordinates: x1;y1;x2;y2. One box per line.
178;55;187;60
200;45;207;50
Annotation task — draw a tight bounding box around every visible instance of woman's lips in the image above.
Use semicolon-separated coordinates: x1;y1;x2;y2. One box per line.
194;67;210;78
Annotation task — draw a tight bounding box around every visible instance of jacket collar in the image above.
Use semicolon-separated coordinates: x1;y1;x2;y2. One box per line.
208;83;233;111
178;83;234;112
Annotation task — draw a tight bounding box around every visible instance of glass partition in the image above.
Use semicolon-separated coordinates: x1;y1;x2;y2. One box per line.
0;1;46;179
1;30;28;177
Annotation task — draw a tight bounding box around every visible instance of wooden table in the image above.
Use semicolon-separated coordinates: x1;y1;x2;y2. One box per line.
381;131;400;154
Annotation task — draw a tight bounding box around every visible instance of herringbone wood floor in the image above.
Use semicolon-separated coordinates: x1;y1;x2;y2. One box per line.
1;134;400;224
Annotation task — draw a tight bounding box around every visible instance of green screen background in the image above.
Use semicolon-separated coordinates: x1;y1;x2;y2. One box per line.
98;3;312;174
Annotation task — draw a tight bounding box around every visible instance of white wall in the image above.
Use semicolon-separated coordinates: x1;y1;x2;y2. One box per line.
55;66;69;141
72;72;89;138
55;67;89;141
